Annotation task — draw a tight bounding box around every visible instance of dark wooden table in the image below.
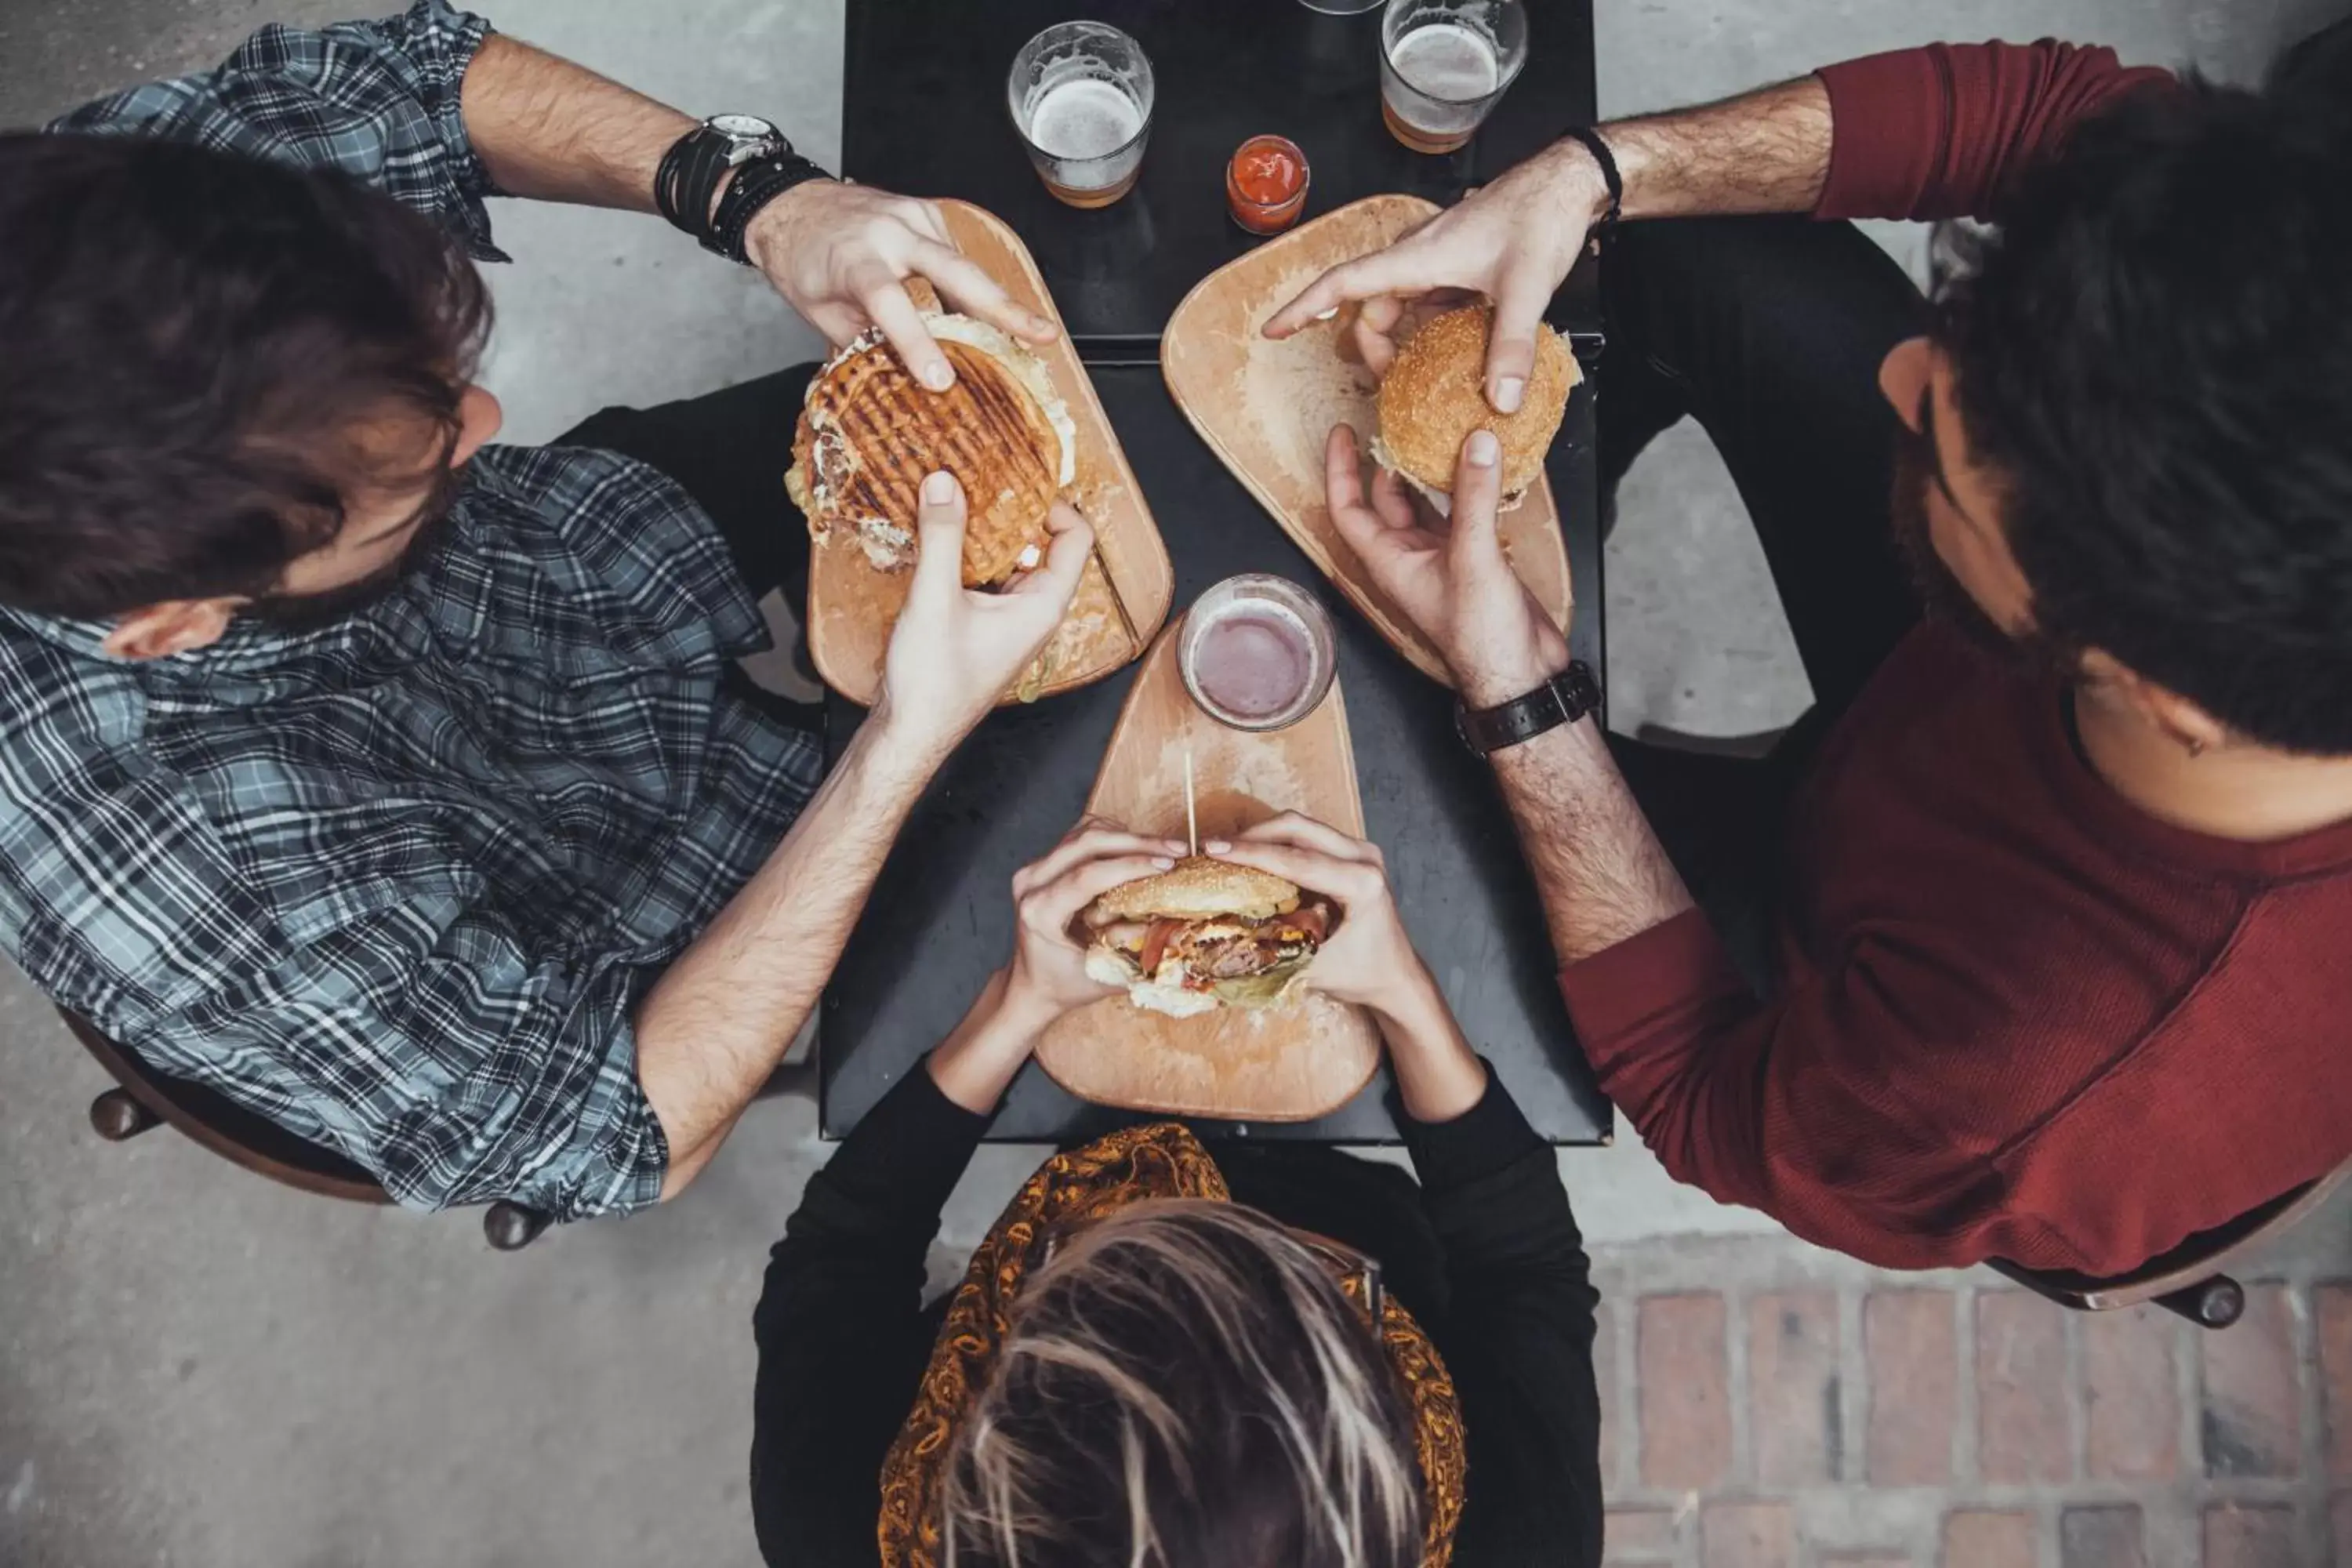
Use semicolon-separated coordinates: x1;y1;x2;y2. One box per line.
820;0;1611;1144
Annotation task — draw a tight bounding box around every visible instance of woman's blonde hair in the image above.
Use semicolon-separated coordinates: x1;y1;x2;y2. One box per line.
941;1198;1424;1568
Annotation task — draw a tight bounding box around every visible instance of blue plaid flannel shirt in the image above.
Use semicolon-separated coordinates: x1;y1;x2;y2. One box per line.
5;2;823;1219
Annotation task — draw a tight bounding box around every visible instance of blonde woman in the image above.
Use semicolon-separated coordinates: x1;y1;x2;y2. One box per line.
751;815;1604;1568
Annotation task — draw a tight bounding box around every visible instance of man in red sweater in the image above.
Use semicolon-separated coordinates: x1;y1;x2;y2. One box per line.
1264;27;2352;1274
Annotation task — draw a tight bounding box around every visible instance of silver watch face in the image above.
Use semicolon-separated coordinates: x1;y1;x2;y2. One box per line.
705;114;787;162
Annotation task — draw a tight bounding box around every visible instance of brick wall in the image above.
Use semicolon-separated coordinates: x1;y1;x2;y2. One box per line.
1586;1242;2351;1568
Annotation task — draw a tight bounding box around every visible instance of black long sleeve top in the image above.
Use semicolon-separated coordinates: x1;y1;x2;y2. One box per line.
750;1063;1604;1567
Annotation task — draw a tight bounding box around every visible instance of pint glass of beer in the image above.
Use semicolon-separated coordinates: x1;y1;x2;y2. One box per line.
1379;0;1528;154
1007;22;1156;209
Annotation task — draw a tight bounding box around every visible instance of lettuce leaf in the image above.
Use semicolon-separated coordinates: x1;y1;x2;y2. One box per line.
1207;951;1315;1009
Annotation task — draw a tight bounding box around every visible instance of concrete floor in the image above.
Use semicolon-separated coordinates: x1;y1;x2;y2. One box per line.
2;1;2347;1564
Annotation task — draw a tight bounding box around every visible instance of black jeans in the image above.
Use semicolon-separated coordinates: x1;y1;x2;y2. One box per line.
555;363;822;729
1594;216;1927;978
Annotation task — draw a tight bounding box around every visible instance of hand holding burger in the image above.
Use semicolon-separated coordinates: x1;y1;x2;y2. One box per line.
1212;813;1490;1123
927;818;1188;1113
1323;420;1570;711
1259;136;1611;412
1006;820;1193;1016
1196;814;1427;1018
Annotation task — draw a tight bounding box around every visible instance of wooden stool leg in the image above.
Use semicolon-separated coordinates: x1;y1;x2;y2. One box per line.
2154;1274;2245;1329
483;1201;554;1250
89;1088;162;1142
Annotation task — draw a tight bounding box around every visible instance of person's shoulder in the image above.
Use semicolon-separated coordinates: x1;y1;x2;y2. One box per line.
0;612;149;757
473;441;733;568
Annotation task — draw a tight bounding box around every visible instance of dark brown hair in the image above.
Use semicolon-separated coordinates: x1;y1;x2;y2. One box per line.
0;132;492;619
1929;28;2352;753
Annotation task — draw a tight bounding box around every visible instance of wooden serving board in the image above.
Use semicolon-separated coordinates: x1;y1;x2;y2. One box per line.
1160;194;1573;685
804;200;1174;706
1035;622;1381;1121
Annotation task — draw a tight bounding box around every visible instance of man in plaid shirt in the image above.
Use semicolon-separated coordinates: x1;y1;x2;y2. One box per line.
0;2;1123;1220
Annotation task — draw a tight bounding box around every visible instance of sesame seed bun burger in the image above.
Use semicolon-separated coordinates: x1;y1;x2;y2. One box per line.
786;312;1078;586
1372;303;1580;509
1078;857;1334;1018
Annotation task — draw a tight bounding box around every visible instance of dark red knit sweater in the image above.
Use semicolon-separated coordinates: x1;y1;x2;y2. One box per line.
1560;44;2352;1274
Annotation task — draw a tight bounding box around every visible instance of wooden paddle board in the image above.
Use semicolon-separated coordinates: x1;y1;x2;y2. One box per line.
805;200;1173;706
1160;194;1572;684
1035;622;1381;1120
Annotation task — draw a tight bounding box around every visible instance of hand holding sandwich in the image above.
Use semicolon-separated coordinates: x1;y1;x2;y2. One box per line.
1203;814;1417;1016
871;472;1094;762
1212;814;1488;1123
1323;423;1570;710
746;181;1058;395
928;820;1188;1112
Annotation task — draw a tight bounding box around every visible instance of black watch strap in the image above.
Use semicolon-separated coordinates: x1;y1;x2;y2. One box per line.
708;151;833;263
1455;662;1602;756
1560;126;1622;230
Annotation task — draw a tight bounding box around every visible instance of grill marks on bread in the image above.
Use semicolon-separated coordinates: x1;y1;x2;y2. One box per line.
805;339;1062;586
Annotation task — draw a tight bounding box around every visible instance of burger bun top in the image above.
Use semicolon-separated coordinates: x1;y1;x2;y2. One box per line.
1373;303;1579;503
1083;856;1301;925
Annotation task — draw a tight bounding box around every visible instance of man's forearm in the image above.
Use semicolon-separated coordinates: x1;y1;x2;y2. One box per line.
636;720;947;1195
459;31;693;211
1490;718;1695;968
1602;74;1834;221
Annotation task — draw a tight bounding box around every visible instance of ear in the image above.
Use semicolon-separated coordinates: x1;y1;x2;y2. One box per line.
2078;648;2230;755
102;599;241;661
452;384;503;466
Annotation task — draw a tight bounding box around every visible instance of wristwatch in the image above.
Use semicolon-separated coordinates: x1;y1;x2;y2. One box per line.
1454;662;1602;757
655;114;792;247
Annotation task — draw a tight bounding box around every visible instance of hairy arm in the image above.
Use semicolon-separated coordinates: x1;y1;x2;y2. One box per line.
633;720;943;1196
1483;714;1695;968
456;31;689;210
1599;74;1835;221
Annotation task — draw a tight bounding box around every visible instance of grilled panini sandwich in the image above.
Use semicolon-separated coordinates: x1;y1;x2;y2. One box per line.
786;313;1078;586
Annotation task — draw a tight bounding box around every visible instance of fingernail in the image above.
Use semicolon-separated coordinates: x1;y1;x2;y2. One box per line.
1205;838;1232;854
922;361;953;391
922;471;956;504
1315;307;1339;321
1164;839;1190;854
1150;855;1175;869
1467;429;1500;467
1494;376;1525;413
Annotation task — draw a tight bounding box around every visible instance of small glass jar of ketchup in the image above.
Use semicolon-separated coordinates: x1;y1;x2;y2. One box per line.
1226;134;1310;235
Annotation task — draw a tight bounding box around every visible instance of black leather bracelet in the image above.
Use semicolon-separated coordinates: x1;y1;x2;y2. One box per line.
1454;662;1603;756
710;151;833;264
1559;125;1623;230
655;129;733;242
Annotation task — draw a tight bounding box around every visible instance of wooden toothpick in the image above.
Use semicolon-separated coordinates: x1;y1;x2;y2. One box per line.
1184;745;1198;860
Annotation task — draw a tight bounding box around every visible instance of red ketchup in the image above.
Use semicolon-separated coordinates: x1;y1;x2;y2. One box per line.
1226;135;1309;235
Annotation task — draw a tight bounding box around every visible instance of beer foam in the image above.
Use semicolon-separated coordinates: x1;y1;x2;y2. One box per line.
1028;78;1144;161
1390;22;1501;99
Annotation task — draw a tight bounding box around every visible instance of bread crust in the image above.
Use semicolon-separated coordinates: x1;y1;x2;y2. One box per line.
1374;303;1578;502
1083;856;1301;924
